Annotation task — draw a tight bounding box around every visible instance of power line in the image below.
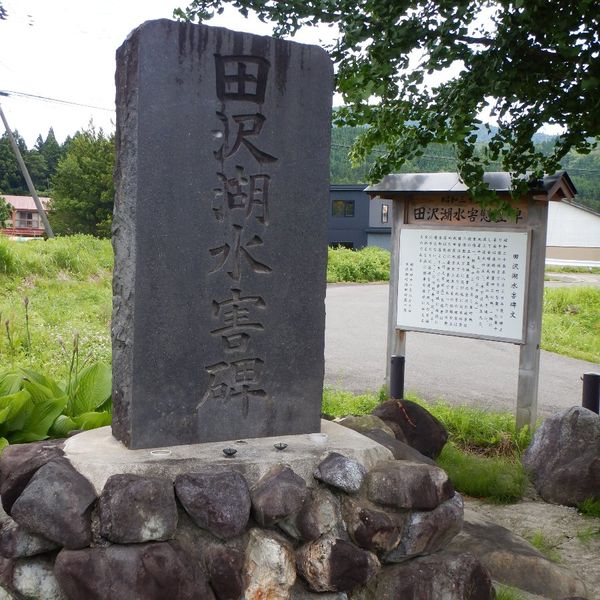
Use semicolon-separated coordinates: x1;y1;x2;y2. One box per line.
0;89;114;112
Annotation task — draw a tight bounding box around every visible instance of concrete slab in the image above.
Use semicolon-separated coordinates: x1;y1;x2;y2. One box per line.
63;421;392;494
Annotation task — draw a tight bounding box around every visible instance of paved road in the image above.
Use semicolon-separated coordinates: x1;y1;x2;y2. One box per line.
324;283;600;418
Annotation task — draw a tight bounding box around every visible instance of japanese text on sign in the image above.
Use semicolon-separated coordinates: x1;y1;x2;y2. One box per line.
199;54;277;416
397;227;529;342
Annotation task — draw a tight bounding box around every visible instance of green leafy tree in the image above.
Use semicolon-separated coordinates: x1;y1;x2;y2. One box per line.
0;132;28;194
49;126;115;237
176;0;599;210
0;195;11;227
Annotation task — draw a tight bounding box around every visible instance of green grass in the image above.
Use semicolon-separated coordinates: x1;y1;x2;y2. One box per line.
576;526;600;544
577;497;600;518
494;585;527;600
542;287;600;363
545;265;600;274
525;530;562;563
437;443;527;503
323;387;528;503
0;236;112;383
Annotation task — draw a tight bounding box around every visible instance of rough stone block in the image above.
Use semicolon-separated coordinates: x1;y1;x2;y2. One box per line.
112;19;333;449
365;460;454;510
314;453;366;494
0;440;64;514
99;474;178;543
54;542;214;600
296;536;380;593
175;470;251;540
10;459;96;550
251;465;308;527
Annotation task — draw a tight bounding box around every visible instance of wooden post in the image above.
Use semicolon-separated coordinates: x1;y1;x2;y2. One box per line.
516;200;548;430
386;197;406;388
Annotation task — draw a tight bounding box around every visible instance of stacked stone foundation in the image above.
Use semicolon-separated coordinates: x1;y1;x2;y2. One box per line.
0;419;494;599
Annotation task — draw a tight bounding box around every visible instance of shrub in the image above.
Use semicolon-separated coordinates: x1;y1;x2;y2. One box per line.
327;246;390;283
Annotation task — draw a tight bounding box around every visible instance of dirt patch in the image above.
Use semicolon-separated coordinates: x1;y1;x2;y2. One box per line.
466;489;600;599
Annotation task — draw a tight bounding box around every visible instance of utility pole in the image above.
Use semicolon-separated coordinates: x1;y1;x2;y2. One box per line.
0;93;54;237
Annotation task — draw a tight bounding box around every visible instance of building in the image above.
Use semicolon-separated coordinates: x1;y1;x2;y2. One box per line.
328;184;392;250
328;175;600;264
1;195;50;238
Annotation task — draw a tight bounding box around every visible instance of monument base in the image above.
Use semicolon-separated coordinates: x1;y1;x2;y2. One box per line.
63;420;391;494
0;421;496;599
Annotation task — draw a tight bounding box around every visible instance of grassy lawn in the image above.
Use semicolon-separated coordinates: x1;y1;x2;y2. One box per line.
1;238;598;381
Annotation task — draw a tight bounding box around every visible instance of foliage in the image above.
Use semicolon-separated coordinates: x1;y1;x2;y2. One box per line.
322;387;383;417
542;287;600;363
525;530;562;563
0;195;11;228
577;498;600;519
0;361;112;448
437;443;527;503
176;0;600;213
49;126;114;237
418;400;532;457
494;586;527;600
327;246;390;283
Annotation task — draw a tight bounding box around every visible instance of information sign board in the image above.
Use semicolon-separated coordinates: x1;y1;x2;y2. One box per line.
397;227;530;342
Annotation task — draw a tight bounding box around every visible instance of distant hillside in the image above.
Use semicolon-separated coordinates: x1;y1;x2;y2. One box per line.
330;126;599;213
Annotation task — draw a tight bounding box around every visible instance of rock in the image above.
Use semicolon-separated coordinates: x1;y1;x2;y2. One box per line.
279;487;346;541
0;554;66;600
337;416;396;439
372;400;448;459
0;519;59;558
244;528;296;600
10;458;96;549
522;406;600;505
313;453;366;494
175;470;250;540
99;474;177;543
383;493;464;562
380;420;407;443
447;508;589;599
341;498;405;555
365;460;454;510
251;465;308;527
291;581;348;599
54;542;214;600
204;545;245;600
296;536;380;593
350;550;494;600
0;440;64;514
359;430;436;465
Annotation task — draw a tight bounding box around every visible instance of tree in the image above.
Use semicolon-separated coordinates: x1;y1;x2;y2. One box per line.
0;196;11;228
49;126;115;237
0;3;6;20
176;0;599;210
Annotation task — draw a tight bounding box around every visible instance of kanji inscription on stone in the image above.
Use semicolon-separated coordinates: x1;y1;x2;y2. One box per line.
112;20;333;449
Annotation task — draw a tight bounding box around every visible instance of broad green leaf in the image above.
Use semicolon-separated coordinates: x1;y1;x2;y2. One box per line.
0;438;8;454
21;369;65;398
7;431;48;444
0;390;34;434
0;372;24;397
71;363;112;417
72;411;112;431
23;380;57;403
0;406;11;426
49;415;78;438
21;396;68;437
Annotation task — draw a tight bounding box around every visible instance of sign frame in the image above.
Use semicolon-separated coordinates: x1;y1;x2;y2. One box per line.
395;224;532;344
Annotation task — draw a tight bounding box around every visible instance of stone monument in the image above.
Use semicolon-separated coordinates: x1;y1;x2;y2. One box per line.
112;19;334;449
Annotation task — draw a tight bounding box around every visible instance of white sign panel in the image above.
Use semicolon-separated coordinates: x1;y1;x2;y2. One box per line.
397;227;529;342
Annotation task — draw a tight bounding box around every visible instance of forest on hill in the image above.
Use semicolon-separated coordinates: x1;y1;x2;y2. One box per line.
331;126;600;214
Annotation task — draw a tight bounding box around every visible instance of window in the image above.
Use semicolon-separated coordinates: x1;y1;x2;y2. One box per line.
332;199;355;218
381;204;389;224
